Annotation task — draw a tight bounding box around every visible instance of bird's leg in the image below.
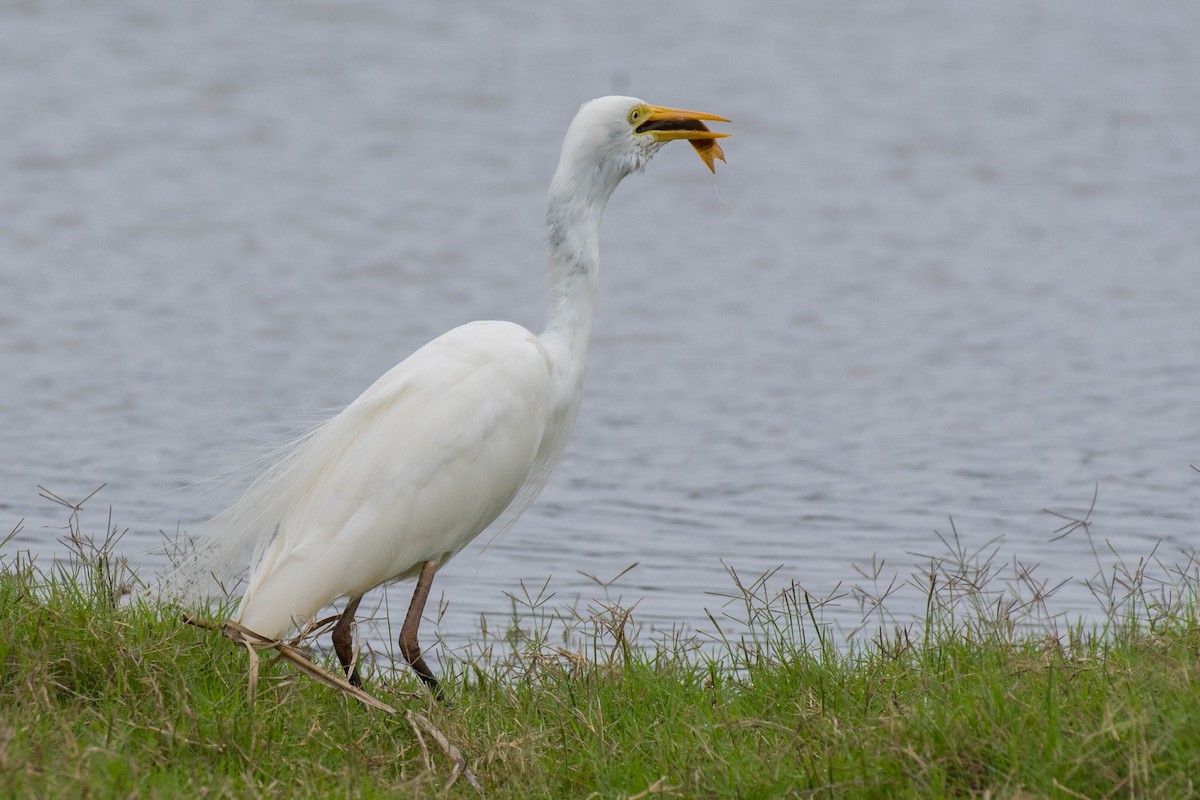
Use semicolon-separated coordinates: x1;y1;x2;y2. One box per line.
331;594;365;687
399;560;441;695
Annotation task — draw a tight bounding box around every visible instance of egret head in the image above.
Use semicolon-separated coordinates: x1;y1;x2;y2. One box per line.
558;96;730;184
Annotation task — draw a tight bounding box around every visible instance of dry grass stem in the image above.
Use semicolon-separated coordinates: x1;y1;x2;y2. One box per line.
184;614;396;713
406;710;483;793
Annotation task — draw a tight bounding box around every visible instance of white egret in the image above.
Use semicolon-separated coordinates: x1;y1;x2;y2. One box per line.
176;96;729;694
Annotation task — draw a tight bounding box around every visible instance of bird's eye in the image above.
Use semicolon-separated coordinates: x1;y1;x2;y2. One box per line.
628;108;641;125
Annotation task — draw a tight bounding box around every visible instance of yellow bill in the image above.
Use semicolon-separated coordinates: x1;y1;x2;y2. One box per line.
637;104;731;173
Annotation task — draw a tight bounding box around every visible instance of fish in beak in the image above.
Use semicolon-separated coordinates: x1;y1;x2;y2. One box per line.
637;105;731;173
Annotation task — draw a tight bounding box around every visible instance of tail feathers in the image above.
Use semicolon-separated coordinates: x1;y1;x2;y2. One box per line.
154;414;336;613
234;549;345;641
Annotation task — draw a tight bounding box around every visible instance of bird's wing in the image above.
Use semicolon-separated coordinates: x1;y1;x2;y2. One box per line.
223;320;554;638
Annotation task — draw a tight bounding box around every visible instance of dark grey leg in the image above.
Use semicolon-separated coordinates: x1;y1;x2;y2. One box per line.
399;560;441;695
331;593;365;687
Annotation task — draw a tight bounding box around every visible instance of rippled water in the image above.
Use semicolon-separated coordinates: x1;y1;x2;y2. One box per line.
2;1;1198;653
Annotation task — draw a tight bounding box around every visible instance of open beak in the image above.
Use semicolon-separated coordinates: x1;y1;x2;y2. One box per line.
637;105;731;173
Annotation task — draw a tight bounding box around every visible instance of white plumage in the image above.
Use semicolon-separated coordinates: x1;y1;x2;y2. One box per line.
168;96;729;692
236;321;554;637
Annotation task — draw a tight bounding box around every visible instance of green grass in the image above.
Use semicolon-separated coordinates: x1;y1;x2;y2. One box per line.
1;505;1198;798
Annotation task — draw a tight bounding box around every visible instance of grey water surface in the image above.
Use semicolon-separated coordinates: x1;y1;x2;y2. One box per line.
2;0;1198;654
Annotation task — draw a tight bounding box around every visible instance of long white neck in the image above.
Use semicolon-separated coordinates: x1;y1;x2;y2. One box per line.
539;152;628;385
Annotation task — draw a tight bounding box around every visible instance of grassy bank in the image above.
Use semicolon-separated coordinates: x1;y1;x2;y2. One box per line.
1;510;1198;798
